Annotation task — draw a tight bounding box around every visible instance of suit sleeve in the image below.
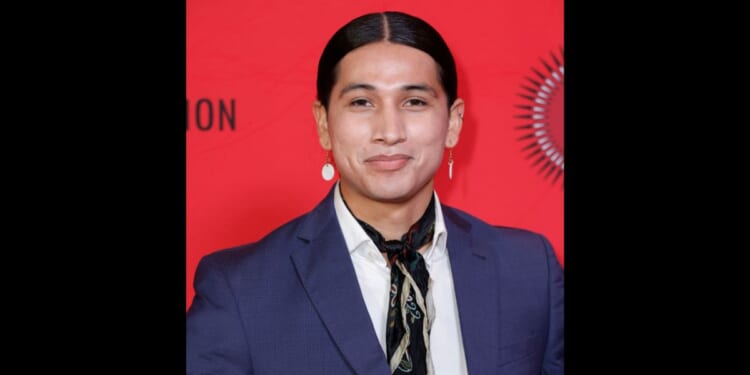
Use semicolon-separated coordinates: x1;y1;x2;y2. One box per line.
540;235;564;375
186;255;253;375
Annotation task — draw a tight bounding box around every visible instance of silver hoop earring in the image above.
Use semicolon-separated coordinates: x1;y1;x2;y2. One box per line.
448;149;454;180
321;152;335;181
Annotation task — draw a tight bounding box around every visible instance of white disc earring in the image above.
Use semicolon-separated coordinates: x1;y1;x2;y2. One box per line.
321;152;335;181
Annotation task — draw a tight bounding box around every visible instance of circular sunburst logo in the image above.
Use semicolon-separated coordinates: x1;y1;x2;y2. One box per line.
515;47;564;188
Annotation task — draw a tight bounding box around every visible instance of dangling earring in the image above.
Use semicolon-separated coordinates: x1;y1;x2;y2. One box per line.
448;148;454;180
447;112;462;181
321;152;335;181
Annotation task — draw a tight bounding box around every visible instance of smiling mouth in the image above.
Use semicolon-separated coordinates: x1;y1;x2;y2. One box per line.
365;154;411;171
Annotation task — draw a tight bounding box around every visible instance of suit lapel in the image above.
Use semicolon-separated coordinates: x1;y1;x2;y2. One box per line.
444;207;499;375
290;189;390;375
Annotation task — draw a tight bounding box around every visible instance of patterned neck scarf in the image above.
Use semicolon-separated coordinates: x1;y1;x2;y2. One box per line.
343;193;435;375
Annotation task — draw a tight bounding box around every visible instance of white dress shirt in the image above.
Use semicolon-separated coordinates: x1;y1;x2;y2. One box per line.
333;183;469;375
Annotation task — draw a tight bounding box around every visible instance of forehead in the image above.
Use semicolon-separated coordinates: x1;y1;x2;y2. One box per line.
334;42;442;92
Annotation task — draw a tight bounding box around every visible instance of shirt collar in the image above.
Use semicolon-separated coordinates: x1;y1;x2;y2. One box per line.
333;182;372;254
332;182;448;259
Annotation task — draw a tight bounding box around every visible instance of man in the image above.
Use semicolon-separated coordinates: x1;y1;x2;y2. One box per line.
187;11;563;375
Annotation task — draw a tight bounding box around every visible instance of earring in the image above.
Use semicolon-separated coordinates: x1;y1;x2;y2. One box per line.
448;149;454;180
322;152;335;181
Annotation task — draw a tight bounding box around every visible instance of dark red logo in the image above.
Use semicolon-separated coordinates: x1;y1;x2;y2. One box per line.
515;48;564;187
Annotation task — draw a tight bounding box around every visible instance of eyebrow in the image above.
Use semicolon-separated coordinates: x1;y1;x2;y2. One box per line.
338;83;438;98
339;83;375;97
403;84;438;98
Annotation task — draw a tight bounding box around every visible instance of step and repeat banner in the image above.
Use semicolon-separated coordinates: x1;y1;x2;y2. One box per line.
187;0;563;308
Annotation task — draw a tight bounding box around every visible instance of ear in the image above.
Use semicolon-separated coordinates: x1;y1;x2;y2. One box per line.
312;101;332;150
445;98;464;148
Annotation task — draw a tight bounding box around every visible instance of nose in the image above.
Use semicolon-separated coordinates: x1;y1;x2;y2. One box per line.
372;106;406;145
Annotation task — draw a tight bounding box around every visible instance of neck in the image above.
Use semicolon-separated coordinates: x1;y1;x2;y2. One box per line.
339;182;435;240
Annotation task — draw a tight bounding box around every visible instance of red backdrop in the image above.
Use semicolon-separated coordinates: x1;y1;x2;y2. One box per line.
187;0;564;309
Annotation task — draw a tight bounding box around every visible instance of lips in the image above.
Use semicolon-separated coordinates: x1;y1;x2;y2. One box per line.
364;154;411;171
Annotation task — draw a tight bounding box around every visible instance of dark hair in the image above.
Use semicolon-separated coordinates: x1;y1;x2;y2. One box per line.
316;11;457;109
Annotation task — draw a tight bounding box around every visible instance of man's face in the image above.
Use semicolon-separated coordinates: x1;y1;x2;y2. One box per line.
315;41;463;205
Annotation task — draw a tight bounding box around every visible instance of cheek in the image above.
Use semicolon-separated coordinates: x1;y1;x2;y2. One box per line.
327;120;364;157
413;117;450;144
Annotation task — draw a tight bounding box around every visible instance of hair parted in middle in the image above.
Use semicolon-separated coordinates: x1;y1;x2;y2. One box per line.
315;11;458;110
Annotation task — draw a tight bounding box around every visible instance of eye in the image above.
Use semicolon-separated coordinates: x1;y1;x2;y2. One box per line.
350;98;372;107
404;98;427;107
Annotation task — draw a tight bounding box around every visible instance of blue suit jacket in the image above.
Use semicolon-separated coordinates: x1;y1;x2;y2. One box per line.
187;188;564;374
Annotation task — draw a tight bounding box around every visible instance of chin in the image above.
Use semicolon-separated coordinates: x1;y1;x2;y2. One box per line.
365;180;430;204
